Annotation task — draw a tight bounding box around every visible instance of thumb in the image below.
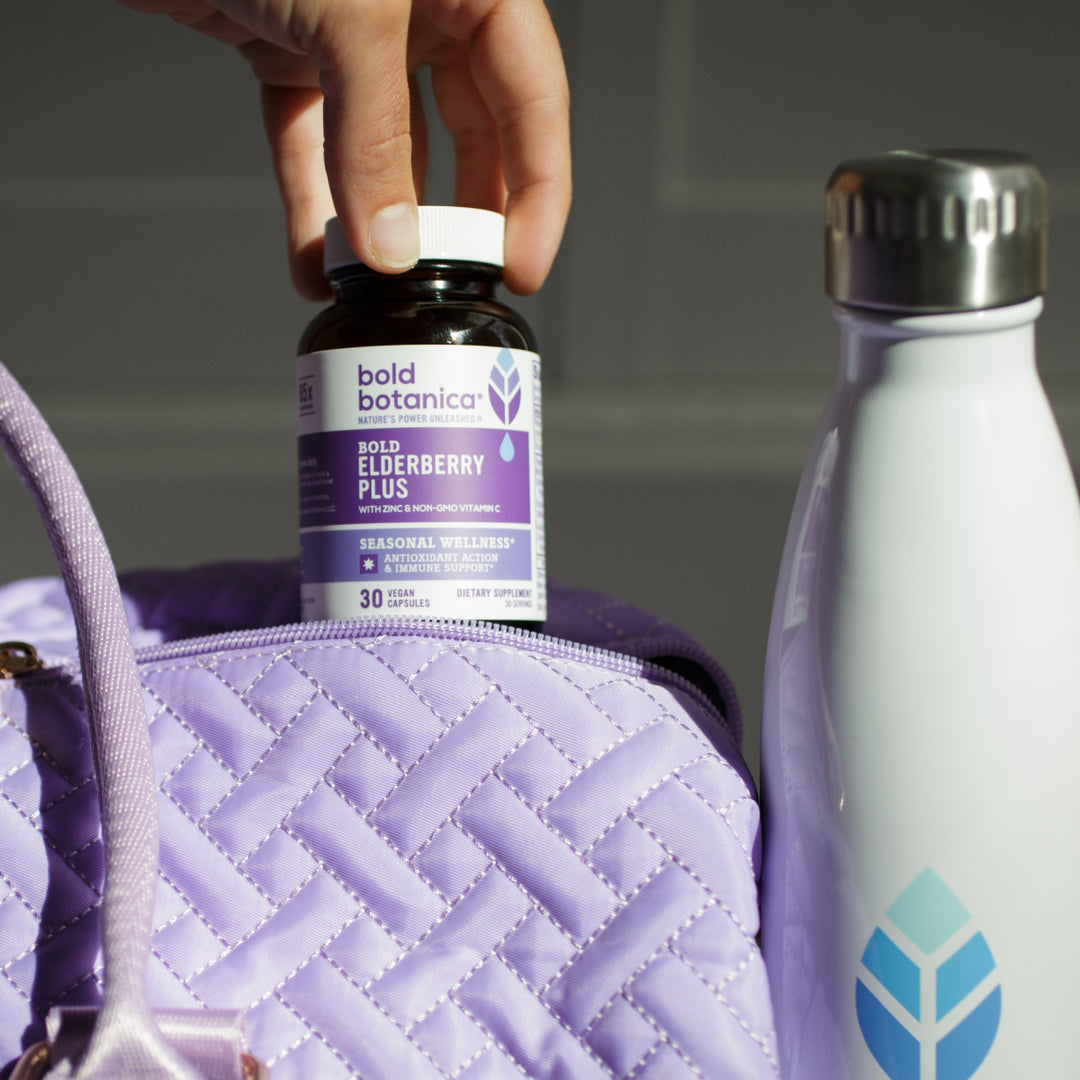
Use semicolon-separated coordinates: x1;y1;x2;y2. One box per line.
315;0;420;272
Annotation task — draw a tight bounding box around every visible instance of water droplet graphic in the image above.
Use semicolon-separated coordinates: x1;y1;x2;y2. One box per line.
500;432;515;462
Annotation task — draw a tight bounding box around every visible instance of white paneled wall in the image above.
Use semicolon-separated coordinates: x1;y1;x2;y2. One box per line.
5;1;1080;773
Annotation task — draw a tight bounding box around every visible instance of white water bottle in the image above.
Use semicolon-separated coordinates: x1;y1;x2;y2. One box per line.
761;150;1080;1080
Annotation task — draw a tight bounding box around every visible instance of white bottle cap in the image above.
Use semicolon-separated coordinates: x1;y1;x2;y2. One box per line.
324;206;505;273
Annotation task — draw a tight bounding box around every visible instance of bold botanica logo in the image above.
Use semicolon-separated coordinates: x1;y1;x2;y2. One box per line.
488;348;521;462
856;869;1001;1080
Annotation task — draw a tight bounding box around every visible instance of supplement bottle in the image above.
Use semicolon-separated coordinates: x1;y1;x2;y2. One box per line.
297;207;545;625
761;151;1080;1078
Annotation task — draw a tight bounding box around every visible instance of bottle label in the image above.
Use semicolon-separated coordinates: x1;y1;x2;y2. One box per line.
297;344;545;622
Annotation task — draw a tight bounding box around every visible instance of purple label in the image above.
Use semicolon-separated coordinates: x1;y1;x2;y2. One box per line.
298;428;530;527
301;527;532;583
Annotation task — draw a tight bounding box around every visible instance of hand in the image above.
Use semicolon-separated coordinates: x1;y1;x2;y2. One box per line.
117;0;572;300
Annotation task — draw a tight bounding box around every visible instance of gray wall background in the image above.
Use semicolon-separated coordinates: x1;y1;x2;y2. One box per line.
5;1;1080;778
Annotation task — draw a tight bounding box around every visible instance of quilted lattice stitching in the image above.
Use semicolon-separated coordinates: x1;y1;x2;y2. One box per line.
144;680;244;788
406;821;494;907
0;868;43;973
627;1039;709;1080
625;806;754;941
379;697;532;859
149;655;330;816
208;724;370;865
470;651;729;826
539;796;763;1070
445;1039;490;1080
286;644;422;770
541;858;685;1005
235;654;319;734
0;624;768;1079
411;995;499;1078
452;784;614;961
451;646;615;769
569;749;718;887
448;972;607;1080
0;864;97;959
231;896;373;1014
0;790;102;902
146;937;212;1008
266;985;359;1078
0;742;32;785
667;941;774;1055
476;768;621;910
622;978;723;1080
297;761;474;908
245;656;324;734
0;967;31;1011
0;886;101;1014
624;948;780;1080
366;688;497;827
158;739;199;793
532;658;669;747
582;896;721;1070
1;681;93;789
459;767;743;1018
377;636;472;689
671;774;758;871
153;794;441;997
277;822;412;952
380;876;535;1033
279;951;461;1080
155;868;233;959
352;866;507;1000
432;713;746;959
34;773;95;819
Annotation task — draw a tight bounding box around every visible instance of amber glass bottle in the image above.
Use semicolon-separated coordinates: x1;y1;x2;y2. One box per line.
297;207;545;627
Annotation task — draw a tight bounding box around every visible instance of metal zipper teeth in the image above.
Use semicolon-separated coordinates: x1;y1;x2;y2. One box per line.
128;617;735;741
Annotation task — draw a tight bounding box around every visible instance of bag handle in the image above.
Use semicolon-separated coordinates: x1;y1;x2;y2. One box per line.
0;362;249;1079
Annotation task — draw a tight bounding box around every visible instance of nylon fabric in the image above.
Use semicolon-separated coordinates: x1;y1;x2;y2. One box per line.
1;361;206;1080
0;571;776;1077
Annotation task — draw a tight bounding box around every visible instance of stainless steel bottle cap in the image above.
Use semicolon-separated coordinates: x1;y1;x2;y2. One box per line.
826;150;1048;312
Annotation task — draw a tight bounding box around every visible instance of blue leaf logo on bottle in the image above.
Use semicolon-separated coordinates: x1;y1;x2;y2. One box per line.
488;348;521;462
857;869;1001;1080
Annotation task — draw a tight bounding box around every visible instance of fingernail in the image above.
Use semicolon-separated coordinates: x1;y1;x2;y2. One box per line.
370;203;420;269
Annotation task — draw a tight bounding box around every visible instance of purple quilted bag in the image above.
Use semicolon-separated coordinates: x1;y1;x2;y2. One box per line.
0;360;777;1079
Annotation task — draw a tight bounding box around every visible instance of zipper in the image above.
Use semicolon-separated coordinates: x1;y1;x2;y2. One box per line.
126;616;738;744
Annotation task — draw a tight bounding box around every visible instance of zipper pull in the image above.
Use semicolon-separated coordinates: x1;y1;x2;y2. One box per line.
0;641;45;679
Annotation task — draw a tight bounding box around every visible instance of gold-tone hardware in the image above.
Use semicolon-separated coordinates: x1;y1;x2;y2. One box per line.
9;1042;49;1080
0;641;45;679
243;1053;270;1079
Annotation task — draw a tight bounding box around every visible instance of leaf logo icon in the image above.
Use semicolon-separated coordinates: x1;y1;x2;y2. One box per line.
856;869;1001;1080
488;348;521;426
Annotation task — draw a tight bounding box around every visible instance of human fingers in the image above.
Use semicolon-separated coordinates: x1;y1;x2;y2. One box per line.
115;0;257;46
466;0;571;294
429;51;506;215
313;0;422;275
260;84;335;300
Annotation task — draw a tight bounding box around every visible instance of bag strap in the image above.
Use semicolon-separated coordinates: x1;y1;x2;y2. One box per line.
0;362;248;1079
